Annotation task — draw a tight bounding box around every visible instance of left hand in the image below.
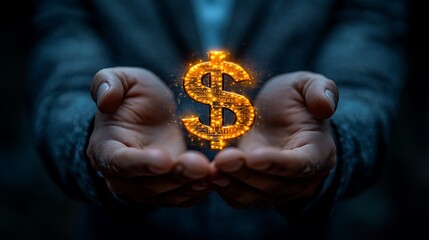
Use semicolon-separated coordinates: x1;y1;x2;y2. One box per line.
87;67;211;208
210;71;338;208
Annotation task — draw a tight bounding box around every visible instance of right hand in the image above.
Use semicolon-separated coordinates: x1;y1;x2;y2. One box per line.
87;67;211;207
210;72;338;208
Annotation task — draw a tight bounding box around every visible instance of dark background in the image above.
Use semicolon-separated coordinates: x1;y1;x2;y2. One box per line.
0;1;427;239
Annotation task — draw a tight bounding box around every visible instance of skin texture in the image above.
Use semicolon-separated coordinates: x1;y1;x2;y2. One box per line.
210;72;338;208
87;67;212;207
87;68;338;208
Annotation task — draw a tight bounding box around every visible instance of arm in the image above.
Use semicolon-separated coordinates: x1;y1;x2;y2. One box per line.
210;0;407;219
29;0;115;206
312;0;407;203
28;0;212;219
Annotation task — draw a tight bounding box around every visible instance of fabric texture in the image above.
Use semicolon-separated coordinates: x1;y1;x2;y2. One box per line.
28;0;407;238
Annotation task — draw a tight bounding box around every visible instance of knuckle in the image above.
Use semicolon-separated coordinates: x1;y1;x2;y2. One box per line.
295;70;315;79
136;68;158;80
93;68;111;82
126;67;160;85
293;71;319;83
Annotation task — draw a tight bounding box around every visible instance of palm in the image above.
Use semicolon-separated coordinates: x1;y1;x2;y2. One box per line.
211;72;338;208
88;68;212;207
94;68;185;157
240;76;331;154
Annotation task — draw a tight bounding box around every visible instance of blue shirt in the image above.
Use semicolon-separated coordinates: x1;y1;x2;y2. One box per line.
192;0;235;51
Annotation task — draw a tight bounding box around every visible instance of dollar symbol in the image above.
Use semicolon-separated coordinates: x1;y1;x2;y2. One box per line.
182;51;255;150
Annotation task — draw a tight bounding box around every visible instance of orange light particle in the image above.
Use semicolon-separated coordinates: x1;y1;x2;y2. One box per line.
182;51;255;150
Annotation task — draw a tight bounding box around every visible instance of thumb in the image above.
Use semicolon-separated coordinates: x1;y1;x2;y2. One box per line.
301;73;339;119
90;69;125;114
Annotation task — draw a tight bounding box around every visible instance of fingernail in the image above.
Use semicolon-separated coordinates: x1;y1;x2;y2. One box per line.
192;181;209;191
211;176;231;187
97;82;110;106
325;89;337;110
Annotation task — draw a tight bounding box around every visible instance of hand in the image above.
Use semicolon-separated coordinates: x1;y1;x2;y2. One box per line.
210;71;338;208
86;67;211;207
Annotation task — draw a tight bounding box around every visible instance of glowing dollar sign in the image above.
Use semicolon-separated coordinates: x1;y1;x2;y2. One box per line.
182;51;255;150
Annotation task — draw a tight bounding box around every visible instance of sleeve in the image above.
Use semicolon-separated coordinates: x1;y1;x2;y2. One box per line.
279;0;407;220
28;0;148;219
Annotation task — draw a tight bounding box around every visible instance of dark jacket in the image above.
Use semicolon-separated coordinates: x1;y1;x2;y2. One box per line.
28;0;407;239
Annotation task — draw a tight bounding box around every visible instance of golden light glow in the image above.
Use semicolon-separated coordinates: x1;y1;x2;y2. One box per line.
182;51;255;150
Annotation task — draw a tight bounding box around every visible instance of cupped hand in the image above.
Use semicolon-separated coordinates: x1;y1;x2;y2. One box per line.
210;71;338;208
86;67;211;207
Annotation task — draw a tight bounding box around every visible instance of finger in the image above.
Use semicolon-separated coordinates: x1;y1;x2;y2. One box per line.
131;182;211;207
128;173;209;197
212;148;307;196
212;148;245;173
297;72;338;119
131;151;211;196
89;140;175;178
213;150;276;207
156;183;211;207
91;68;126;113
217;165;289;196
215;178;277;208
245;146;333;178
174;151;211;179
125;151;210;196
102;174;183;196
91;67;175;115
